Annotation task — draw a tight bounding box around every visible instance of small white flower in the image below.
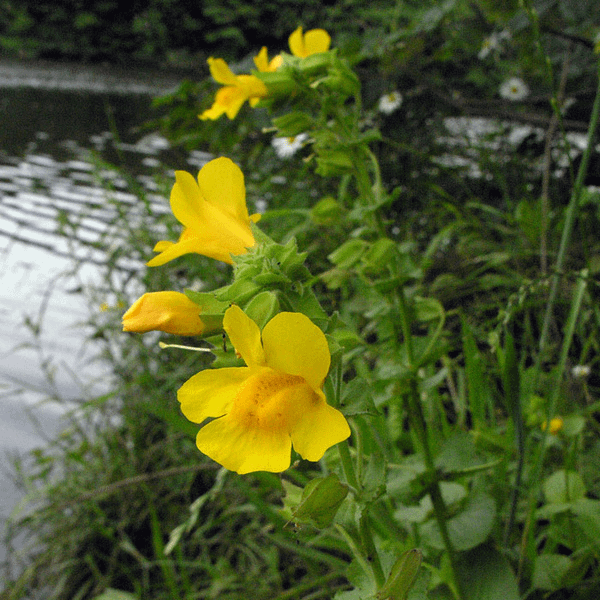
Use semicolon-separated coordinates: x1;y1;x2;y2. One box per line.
572;365;591;378
271;133;309;158
378;91;403;115
478;30;511;60
499;77;529;101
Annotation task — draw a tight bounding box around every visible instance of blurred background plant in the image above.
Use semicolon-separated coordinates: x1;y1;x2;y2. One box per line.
2;0;600;598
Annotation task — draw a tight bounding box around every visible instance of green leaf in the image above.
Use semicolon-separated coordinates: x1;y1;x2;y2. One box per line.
421;490;496;551
434;432;484;475
461;317;492;426
341;378;380;417
92;589;138;600
456;544;519;600
571;498;600;550
543;470;586;504
532;554;572;591
362;452;387;503
412;297;444;322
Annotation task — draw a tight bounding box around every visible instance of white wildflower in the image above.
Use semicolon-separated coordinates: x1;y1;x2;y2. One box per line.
499;77;529;101
572;365;591;378
478;30;511;60
378;91;403;115
271;133;309;159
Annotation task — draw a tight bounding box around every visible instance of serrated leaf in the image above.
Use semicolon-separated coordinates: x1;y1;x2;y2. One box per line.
341;378;380;417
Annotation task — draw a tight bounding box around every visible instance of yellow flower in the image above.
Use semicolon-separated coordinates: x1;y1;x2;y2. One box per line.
147;157;260;266
288;26;331;58
178;305;350;474
200;57;268;120
253;46;283;72
541;417;564;435
122;291;205;336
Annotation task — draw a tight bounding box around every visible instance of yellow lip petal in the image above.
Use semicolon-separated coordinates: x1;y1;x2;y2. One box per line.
146;236;206;267
290;390;350;462
223;305;266;367
178;366;252;423
261;312;330;389
195;414;292;474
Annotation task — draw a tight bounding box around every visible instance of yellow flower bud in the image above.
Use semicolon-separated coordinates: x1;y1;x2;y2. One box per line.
122;292;205;336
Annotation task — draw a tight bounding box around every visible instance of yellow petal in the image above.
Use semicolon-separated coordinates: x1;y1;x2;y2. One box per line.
254;47;282;72
253;46;269;72
122;291;205;335
178;367;251;423
197;157;248;223
289;26;331;58
195;414;292;474
290;390;350;461
199;101;228;121
261;312;330;390
169;170;205;229
303;29;331;55
146;235;206;267
223;305;266;367
207;57;238;85
289;26;305;57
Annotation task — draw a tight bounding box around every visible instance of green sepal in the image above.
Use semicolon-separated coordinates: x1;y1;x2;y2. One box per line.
310;196;345;225
272;111;314;137
289;473;349;529
376;549;423;600
244;291;280;330
328;239;369;269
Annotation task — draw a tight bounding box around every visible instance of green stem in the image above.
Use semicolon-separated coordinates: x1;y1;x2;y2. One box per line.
396;286;461;598
338;441;359;493
536;58;600;370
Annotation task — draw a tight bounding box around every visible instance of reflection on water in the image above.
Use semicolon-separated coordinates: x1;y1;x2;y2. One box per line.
0;60;211;567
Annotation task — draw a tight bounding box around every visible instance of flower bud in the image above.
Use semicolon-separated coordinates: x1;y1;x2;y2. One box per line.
123;291;205;336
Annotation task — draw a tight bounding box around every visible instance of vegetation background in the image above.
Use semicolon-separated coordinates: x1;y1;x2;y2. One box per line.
2;0;600;599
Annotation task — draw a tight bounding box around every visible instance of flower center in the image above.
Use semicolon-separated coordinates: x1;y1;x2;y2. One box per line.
229;367;319;432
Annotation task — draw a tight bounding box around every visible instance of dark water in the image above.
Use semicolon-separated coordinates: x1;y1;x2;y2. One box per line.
0;60;212;572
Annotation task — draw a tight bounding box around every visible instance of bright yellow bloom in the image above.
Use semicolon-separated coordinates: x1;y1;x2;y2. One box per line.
122;291;205;336
288;26;331;58
178;306;350;474
541;417;564;435
254;46;283;72
147;157;260;267
200;57;268;120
